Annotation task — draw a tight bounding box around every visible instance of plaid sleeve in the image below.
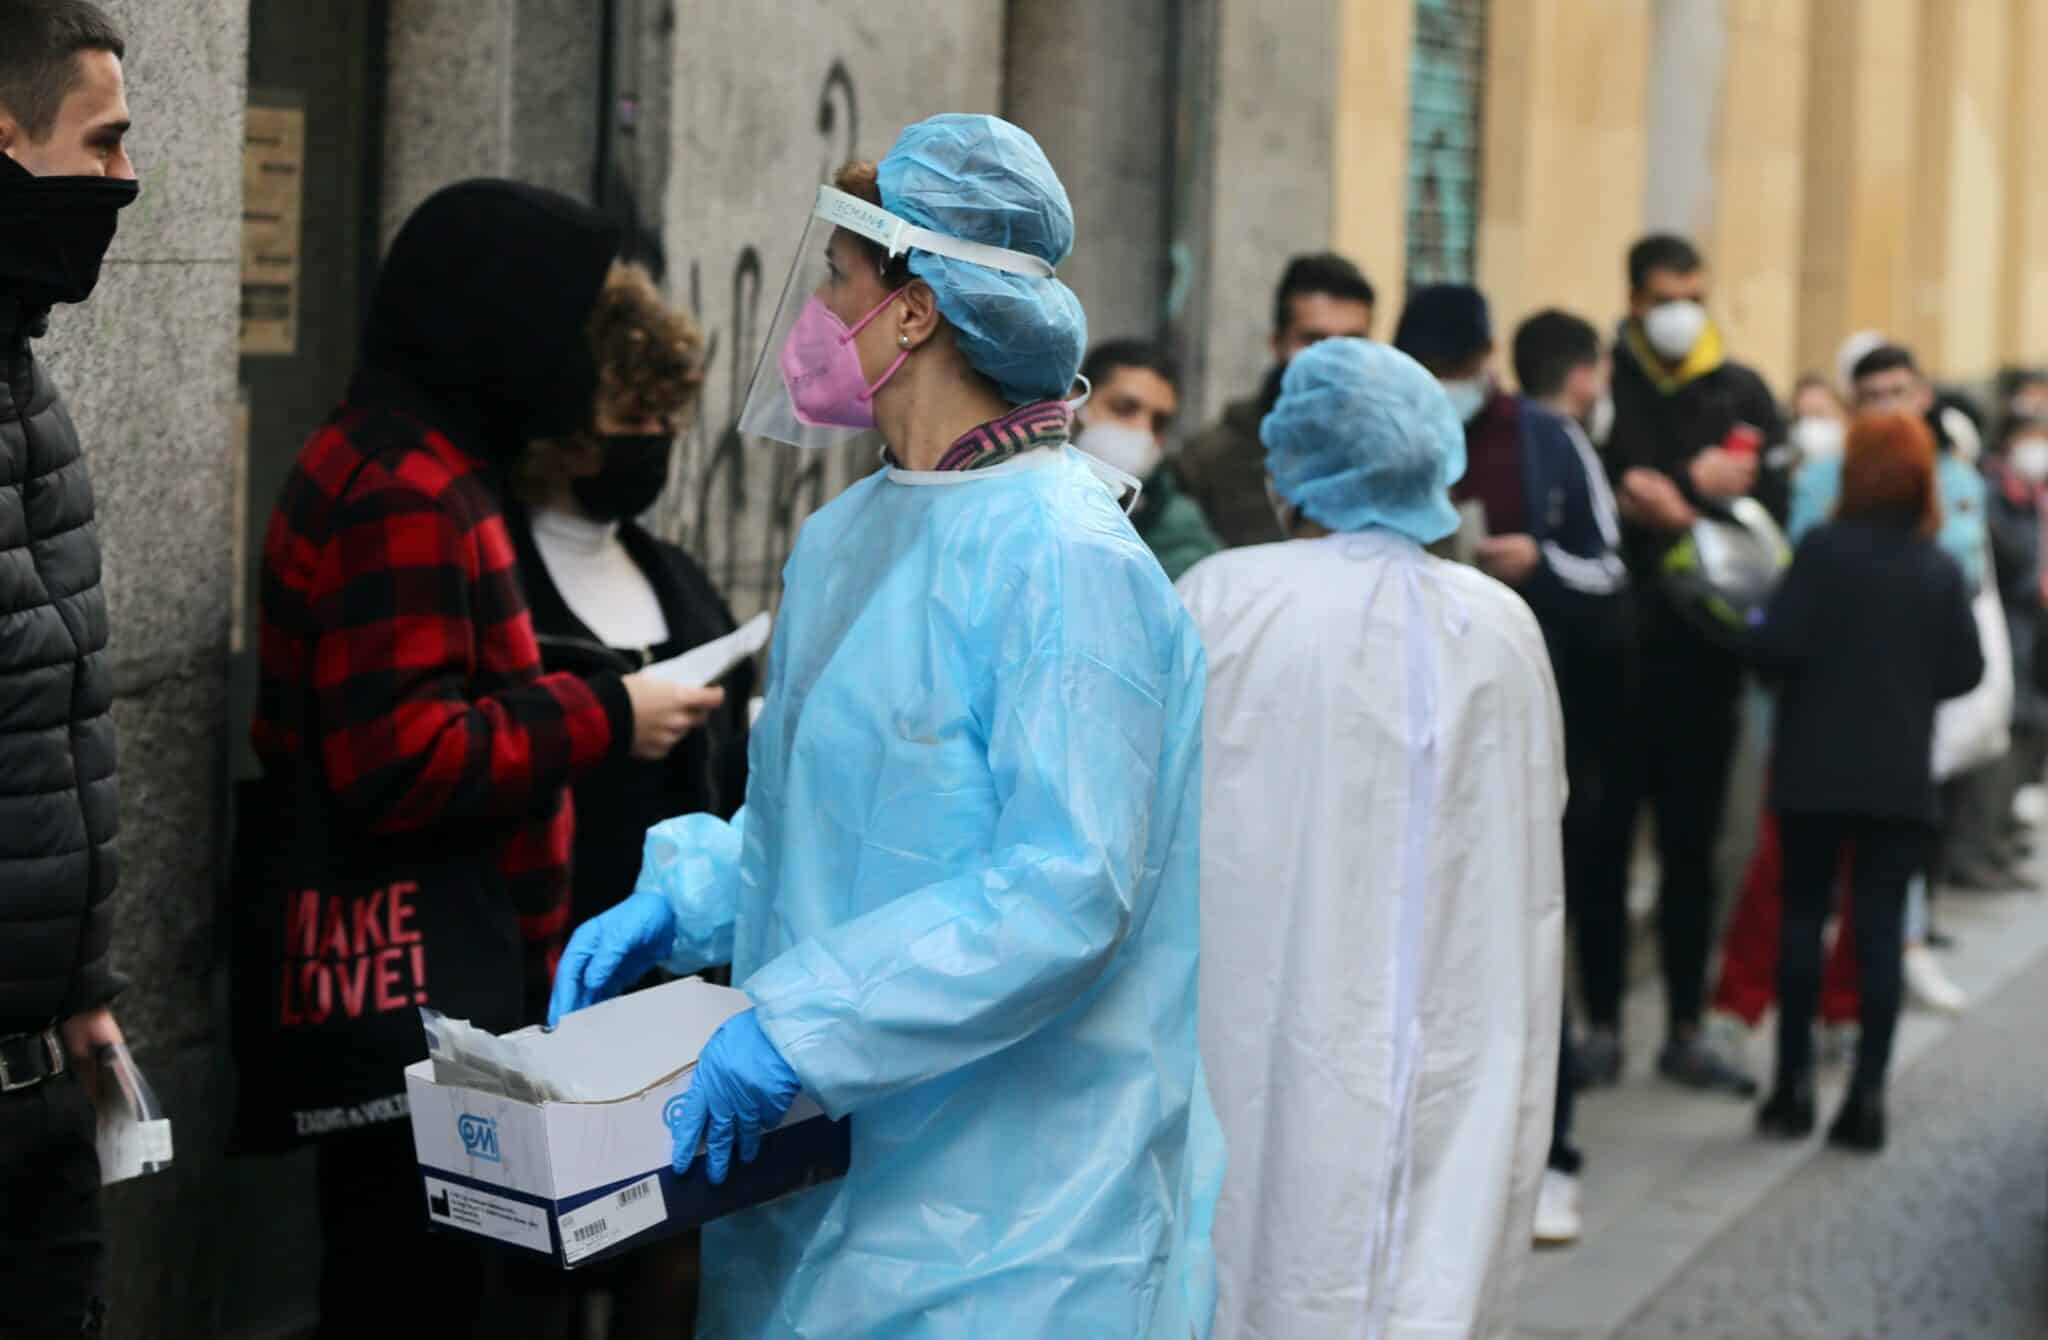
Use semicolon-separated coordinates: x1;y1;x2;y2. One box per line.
510;791;574;1001
309;478;630;834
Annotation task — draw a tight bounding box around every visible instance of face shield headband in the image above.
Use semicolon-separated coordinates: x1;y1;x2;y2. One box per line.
739;186;1060;452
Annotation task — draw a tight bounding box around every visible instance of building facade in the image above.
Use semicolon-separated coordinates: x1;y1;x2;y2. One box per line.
51;1;2048;1334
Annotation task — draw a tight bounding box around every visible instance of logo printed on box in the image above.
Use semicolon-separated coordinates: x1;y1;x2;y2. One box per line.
662;1093;688;1131
458;1113;500;1162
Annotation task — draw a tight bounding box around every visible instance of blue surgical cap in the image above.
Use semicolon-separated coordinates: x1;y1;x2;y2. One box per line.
877;114;1087;404
1260;337;1468;544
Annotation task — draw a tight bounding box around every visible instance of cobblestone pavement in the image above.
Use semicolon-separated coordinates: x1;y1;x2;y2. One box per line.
1618;948;2048;1339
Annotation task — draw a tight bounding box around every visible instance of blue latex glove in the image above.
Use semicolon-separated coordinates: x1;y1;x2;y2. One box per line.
668;1009;801;1184
547;890;676;1026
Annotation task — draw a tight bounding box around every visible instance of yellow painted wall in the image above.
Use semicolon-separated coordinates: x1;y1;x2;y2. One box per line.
2002;0;2048;365
1903;0;2011;378
1797;0;1923;379
1704;0;1810;389
1476;0;1653;376
1332;0;1411;318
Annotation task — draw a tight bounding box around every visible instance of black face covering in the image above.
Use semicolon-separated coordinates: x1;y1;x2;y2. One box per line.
0;153;138;310
572;434;673;521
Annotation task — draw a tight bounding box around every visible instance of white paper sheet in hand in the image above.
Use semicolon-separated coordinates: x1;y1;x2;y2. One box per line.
646;612;772;688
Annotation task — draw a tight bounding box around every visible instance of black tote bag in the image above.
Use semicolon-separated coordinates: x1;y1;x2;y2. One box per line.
227;771;524;1152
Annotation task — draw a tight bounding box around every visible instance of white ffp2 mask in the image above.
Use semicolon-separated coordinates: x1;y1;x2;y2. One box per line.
1073;421;1164;482
1643;300;1707;361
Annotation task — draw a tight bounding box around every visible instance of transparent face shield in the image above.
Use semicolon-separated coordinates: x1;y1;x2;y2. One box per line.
738;185;1056;452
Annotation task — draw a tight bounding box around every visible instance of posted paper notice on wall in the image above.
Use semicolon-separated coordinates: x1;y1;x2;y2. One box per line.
241;101;305;356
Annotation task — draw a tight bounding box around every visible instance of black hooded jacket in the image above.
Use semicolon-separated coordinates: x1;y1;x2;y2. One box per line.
0;160;126;1030
250;180;627;1001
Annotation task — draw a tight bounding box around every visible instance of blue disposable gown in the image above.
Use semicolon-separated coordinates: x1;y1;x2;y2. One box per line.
643;445;1220;1338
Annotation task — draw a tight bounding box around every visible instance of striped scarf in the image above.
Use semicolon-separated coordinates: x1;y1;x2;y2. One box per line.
931;400;1072;471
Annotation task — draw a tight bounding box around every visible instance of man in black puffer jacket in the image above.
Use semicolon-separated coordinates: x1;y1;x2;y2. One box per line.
0;4;138;1335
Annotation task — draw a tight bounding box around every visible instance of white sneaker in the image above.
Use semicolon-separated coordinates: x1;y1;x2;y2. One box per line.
1904;944;1968;1015
2015;784;2046;827
1533;1169;1583;1247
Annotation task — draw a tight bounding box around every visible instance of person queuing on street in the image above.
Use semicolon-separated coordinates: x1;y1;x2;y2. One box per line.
1709;372;1863;1055
549;114;1220;1339
1602;233;1788;1095
504;259;750;1340
1181;336;1564;1337
1791;346;1995;1019
1391;288;1626;1249
1750;411;1982;1153
249;181;722;1339
1786;375;1849;469
509;261;751;935
1069;339;1219;579
1984;410;2048;863
0;4;135;1334
1178;251;1374;547
1513;306;1632;1247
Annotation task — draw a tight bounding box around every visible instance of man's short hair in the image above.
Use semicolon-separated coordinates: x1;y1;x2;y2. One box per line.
1851;343;1922;385
1627;233;1704;291
1272;252;1376;336
0;0;124;142
1080;338;1180;394
1512;309;1601;399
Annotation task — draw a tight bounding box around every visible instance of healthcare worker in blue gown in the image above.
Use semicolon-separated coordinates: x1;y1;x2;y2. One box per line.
549;113;1221;1339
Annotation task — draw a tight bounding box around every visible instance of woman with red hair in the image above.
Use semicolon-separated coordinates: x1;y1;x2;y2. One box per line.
1750;412;1983;1151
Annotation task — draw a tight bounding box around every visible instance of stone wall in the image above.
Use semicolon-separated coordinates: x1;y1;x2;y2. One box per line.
648;0;1006;617
32;1;248;1334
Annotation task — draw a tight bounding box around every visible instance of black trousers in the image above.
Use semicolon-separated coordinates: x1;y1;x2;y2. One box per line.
1592;641;1743;1036
0;1069;106;1338
1557;631;1649;1033
316;1122;570;1339
1549;1008;1581;1174
1775;814;1931;1097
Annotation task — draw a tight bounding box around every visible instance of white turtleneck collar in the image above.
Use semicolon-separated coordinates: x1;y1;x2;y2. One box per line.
530;504;668;647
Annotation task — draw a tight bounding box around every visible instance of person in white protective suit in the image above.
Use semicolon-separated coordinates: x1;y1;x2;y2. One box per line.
547;113;1221;1339
1177;336;1565;1340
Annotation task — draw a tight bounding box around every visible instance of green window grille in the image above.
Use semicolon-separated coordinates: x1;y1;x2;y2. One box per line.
1406;0;1488;288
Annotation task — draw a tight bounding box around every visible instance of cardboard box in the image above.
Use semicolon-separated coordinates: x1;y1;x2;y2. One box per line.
406;977;849;1269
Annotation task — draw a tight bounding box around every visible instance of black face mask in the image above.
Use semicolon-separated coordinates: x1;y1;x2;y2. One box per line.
572;434;672;521
0;154;138;309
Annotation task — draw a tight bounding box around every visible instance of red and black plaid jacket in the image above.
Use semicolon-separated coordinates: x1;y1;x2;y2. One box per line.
251;396;631;976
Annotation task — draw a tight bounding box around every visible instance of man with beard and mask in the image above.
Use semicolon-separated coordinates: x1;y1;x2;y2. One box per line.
1601;233;1788;1096
0;4;135;1334
251;184;723;1338
1069;339;1218;580
1178;252;1374;547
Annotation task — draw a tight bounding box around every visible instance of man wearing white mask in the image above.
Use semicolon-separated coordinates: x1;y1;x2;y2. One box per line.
1071;339;1219;580
1601;234;1788;1095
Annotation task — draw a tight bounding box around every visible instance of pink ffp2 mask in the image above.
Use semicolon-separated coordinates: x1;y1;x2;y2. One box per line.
778;289;910;429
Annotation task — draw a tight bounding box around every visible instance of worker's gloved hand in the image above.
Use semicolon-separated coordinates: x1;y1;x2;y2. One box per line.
547;890;677;1026
668;1009;801;1184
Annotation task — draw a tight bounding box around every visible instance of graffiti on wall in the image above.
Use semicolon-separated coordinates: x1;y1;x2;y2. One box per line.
647;60;878;619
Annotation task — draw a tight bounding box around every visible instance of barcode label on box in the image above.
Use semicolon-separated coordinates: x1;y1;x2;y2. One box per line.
556;1174;666;1265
